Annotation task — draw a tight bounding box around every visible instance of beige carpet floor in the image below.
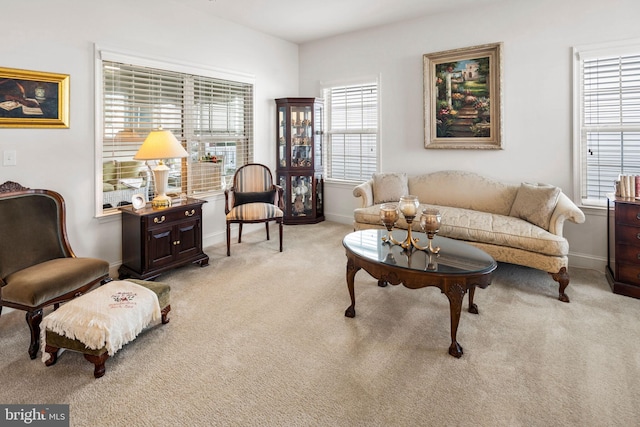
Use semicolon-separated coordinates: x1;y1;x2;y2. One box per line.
1;221;639;426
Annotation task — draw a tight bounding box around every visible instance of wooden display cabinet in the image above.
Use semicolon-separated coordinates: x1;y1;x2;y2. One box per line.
275;97;325;225
606;195;640;298
118;198;209;280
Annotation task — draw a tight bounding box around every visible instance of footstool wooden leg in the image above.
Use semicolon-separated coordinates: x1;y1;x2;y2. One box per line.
44;345;59;366
161;305;171;324
84;353;109;378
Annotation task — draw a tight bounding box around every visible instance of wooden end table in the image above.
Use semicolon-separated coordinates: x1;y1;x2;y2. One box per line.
343;229;497;357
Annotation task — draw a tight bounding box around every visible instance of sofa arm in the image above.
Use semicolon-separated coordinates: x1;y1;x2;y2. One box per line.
548;192;586;236
353;180;374;208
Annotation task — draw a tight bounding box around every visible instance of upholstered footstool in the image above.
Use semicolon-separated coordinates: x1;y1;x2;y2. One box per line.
41;279;170;378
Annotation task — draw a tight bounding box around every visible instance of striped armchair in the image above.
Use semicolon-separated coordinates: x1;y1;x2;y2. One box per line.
224;164;284;256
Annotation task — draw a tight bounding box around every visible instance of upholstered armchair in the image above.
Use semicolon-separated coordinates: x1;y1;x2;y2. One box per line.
0;181;110;359
224;164;284;256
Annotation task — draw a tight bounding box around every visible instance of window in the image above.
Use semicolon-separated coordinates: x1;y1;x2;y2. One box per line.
97;49;254;214
574;41;640;207
322;79;379;181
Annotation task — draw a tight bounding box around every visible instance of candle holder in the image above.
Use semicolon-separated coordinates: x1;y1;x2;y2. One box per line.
380;203;399;244
420;208;442;254
396;195;426;251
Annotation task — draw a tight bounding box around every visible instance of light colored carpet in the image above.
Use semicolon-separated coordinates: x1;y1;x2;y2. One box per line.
1;221;639;426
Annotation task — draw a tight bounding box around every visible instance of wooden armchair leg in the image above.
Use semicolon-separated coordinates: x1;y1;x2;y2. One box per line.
279;221;283;252
238;223;243;243
26;308;43;359
266;222;271;241
226;222;231;256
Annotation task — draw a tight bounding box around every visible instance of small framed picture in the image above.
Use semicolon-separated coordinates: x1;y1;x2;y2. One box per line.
131;193;146;210
0;66;69;128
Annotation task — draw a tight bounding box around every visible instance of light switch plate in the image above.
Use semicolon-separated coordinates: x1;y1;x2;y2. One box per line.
3;150;17;166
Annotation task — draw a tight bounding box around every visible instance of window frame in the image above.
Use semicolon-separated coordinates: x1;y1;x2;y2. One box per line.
94;45;255;217
573;39;640;208
320;75;381;184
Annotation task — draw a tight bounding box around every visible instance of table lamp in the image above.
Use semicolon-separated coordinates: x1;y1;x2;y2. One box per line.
134;127;188;209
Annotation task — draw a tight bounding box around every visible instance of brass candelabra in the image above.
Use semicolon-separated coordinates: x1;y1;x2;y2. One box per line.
379;196;441;254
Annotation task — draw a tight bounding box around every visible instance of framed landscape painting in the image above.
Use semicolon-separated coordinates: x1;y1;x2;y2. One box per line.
0;67;69;128
423;43;503;149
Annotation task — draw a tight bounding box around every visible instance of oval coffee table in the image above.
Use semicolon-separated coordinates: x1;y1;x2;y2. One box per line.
343;229;497;357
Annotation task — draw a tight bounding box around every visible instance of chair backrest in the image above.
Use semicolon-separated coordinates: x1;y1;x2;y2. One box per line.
233;164;274;193
0;184;72;282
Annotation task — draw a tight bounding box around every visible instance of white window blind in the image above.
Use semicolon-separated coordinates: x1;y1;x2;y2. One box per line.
101;59;253;213
577;47;640;205
322;81;378;181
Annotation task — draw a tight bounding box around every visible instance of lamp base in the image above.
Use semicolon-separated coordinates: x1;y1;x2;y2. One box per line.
151;194;172;209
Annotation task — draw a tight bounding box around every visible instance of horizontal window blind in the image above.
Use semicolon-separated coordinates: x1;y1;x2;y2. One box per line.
101;59;253;212
580;52;640;202
323;82;378;181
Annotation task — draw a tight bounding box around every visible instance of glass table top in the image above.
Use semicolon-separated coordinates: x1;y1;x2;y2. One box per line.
343;229;497;275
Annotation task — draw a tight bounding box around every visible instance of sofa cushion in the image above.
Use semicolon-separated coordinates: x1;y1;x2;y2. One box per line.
408;170;518;216
509;182;561;231
372;173;409;204
353;204;568;257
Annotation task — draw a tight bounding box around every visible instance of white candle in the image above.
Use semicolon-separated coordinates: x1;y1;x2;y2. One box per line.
401;204;416;216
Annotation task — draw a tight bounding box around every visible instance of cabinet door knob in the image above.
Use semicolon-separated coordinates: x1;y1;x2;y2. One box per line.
185;209;195;217
154;215;166;224
173;240;180;245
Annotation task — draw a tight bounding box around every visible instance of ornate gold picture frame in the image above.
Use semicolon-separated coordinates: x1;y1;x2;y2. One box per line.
423;43;503;149
0;67;69;128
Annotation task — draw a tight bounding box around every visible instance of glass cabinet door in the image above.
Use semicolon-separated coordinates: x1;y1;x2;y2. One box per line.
278;106;287;167
291;106;313;168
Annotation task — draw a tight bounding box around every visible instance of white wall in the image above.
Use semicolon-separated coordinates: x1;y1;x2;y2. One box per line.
299;0;640;270
0;0;298;274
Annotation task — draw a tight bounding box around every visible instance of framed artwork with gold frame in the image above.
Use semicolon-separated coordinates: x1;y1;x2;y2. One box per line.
423;43;503;149
0;67;69;128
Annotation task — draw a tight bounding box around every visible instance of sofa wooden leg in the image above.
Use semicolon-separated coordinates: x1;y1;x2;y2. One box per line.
550;267;570;303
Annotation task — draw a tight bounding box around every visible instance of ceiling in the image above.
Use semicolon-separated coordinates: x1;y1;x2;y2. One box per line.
181;0;504;44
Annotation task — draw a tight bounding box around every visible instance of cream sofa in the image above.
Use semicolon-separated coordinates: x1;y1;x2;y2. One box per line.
353;170;585;302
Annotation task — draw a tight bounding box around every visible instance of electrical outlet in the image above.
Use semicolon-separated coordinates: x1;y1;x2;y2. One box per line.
3;150;17;166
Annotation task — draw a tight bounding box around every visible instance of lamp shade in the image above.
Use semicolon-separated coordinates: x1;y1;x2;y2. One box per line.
134;128;188;160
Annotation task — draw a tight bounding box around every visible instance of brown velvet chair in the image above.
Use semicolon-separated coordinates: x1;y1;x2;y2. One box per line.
0;181;110;359
224;164;284;256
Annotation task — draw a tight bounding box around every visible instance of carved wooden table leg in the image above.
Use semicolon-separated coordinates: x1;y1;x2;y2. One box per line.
444;282;467;358
468;285;479;314
344;258;359;318
84;353;109;379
